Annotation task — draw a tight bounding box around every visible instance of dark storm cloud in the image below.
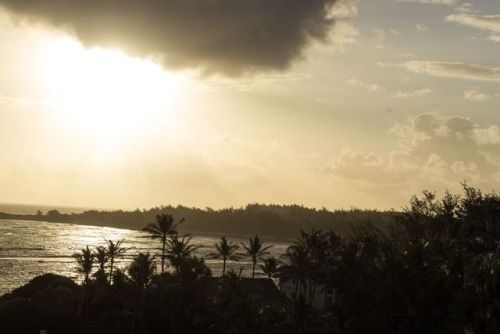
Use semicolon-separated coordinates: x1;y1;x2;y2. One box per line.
0;0;343;75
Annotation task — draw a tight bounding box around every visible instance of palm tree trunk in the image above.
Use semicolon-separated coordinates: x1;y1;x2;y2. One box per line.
308;279;313;303
161;236;166;274
132;290;146;333
222;258;226;276
109;258;114;284
78;286;85;318
252;260;256;279
78;281;91;321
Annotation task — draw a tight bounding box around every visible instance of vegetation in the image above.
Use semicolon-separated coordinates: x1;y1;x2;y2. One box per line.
260;257;280;279
93;246;109;281
73;246;94;284
105;239;127;284
242;234;273;279
143;213;183;273
165;234;200;274
1;185;499;334
207;236;241;275
0;203;397;238
128;252;157;289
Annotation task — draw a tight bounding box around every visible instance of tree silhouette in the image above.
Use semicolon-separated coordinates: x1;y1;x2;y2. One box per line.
105;239;127;284
73;246;94;318
94;246;109;271
289;229;329;302
128;252;156;289
241;234;272;279
143;213;184;274
281;243;310;296
93;245;109;283
73;246;94;284
207;236;241;275
166;234;201;274
260;257;279;279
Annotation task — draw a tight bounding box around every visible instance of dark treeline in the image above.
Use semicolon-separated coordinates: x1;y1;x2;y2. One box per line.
1;185;499;333
0;204;397;238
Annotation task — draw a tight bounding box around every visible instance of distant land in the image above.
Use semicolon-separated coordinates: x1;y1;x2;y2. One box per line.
0;203;96;215
0;203;397;238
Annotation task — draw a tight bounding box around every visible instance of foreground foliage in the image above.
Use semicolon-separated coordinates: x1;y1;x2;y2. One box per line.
0;185;499;334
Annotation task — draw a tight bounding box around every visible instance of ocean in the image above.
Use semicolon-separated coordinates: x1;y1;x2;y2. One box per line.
0;219;289;295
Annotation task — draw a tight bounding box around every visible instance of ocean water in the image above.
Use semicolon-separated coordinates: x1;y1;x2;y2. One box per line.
0;219;289;295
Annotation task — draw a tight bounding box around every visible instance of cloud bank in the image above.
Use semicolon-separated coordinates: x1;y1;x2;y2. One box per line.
345;78;432;98
397;0;457;5
0;0;349;75
447;14;500;43
447;14;500;33
333;113;500;194
463;90;495;102
398;61;500;82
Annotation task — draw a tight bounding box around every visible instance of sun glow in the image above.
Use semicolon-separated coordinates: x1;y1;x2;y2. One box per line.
41;37;184;144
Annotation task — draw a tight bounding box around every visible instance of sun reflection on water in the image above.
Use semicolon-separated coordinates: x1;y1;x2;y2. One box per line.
0;220;289;294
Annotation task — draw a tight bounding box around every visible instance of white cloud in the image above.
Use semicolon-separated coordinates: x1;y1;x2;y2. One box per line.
372;28;399;49
345;78;385;92
345;78;431;98
204;72;310;92
455;3;476;13
463;90;493;102
474;126;500;145
345;78;433;98
397;0;457;5
447;14;500;33
397;61;500;82
332;113;500;194
396;53;417;59
329;21;360;49
323;0;360;52
488;35;500;43
391;88;432;98
415;24;429;32
447;14;500;44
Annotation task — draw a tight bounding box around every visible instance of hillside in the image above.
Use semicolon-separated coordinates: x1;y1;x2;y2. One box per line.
0;204;397;238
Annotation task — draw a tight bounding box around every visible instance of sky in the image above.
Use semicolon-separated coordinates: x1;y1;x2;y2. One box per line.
0;0;499;210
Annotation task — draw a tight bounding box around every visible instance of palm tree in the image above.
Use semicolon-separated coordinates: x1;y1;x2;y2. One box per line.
207;236;241;275
242;234;273;279
260;257;279;279
143;213;184;274
290;229;330;302
128;252;157;289
105;239;127;284
281;244;310;296
94;245;109;283
73;246;95;284
94;246;109;271
73;246;95;318
128;252;157;332
166;234;201;273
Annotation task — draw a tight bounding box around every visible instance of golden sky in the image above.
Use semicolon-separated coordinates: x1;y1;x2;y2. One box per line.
0;0;499;210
